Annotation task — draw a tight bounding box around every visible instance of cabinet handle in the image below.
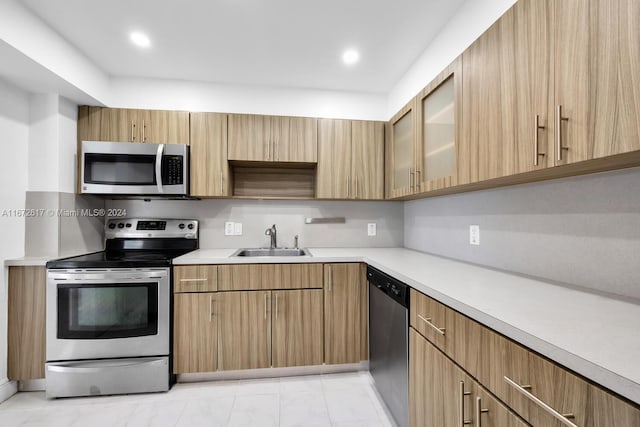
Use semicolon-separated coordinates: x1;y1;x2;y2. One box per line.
131;122;136;142
504;376;577;427
209;296;215;322
417;314;446;335
555;105;570;161
275;294;279;320
264;292;268;319
409;168;415;190
459;381;472;426
328;267;333;292
534;115;546;166
415;169;421;189
179;278;207;282
142;120;146;142
475;397;489;427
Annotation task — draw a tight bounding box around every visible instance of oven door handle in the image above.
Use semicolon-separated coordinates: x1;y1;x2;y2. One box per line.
47;358;166;374
155;143;164;193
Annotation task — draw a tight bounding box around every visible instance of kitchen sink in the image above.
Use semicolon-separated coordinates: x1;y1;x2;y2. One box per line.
231;248;310;257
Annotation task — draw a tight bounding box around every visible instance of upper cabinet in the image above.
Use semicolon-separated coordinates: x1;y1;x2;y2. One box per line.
77;106;189;145
463;0;640;181
316;119;384;199
388;59;461;197
416;58;462;191
190;113;229;197
228;114;317;163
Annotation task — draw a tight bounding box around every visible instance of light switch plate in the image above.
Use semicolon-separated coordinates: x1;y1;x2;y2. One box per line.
234;222;243;235
469;225;480;245
368;223;377;236
224;222;235;236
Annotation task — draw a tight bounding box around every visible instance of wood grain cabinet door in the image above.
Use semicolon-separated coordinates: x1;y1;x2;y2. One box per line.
190;112;229;197
351;121;384;200
271;116;318;163
475;385;529;427
317;119;352;198
271;289;323;368
173;293;217;374
228;114;271;161
323;263;367;364
218;291;271;370
462;5;516;182
141;110;189;145
389;102;417;197
78;107;142;142
7;266;46;380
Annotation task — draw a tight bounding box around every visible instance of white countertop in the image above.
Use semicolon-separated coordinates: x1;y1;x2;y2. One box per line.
175;247;640;405
4;256;54;267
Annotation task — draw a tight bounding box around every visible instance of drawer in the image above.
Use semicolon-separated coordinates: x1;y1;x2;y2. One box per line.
218;264;323;291
174;265;218;292
410;289;450;351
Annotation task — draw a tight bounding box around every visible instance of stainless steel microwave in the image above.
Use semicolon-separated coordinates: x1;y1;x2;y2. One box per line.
81;141;189;196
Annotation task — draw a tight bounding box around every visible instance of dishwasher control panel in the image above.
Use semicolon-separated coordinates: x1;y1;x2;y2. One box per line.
366;265;410;308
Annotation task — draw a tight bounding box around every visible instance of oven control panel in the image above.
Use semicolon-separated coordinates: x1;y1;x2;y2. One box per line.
105;219;198;239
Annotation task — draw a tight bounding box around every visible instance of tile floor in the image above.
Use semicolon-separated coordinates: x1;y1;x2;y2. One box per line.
0;372;396;427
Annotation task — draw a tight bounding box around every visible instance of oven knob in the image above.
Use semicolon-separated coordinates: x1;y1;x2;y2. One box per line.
108;223;116;229
118;223;125;229
125;223;132;228
178;223;185;229
187;224;194;230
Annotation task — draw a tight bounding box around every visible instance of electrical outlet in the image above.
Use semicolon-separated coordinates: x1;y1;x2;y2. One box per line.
224;222;235;236
368;223;377;236
234;222;243;236
469;225;480;245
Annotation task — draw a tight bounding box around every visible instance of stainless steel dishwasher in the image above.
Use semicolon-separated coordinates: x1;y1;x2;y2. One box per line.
368;265;410;427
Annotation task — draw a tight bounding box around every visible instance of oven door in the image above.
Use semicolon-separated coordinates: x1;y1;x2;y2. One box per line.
80;141;188;195
46;268;170;361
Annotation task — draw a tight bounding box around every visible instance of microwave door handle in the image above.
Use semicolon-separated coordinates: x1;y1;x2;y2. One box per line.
155;144;164;193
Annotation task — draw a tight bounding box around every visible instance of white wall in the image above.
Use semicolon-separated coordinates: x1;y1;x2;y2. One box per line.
404;167;640;300
0;78;30;388
108;78;388;120
387;0;517;116
107;199;404;249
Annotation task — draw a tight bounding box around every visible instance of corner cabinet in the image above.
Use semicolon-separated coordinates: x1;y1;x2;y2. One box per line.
317;119;384;199
189;112;230;197
389;59;462;198
227;114;318;163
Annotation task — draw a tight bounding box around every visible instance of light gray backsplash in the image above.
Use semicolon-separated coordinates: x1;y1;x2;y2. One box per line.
404;167;640;299
25;192;104;257
106;199;404;249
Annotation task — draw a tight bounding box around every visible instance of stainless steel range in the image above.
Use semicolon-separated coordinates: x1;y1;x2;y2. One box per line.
45;218;198;399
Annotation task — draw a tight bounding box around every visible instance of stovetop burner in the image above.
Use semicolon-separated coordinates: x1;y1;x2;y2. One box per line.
46;218;199;269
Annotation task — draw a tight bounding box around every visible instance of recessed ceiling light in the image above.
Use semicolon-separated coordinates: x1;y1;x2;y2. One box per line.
130;32;151;48
342;49;360;66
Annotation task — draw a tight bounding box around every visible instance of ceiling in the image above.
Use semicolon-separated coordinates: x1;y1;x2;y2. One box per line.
20;0;466;94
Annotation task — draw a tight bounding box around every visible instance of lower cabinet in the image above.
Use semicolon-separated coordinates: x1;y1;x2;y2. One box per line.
410;328;528;427
410;288;640;427
323;263;368;365
173;293;218;374
7;266;46;380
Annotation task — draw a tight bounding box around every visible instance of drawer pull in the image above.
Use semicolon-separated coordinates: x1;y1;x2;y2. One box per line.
475;397;489;427
504;376;577;427
179;278;208;282
417;314;445;335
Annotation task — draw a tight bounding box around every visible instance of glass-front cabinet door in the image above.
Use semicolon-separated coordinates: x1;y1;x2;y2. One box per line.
389;102;416;198
416;57;461;192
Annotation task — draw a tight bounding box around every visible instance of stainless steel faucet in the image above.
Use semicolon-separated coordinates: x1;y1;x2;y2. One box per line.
294;234;299;249
265;224;277;249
